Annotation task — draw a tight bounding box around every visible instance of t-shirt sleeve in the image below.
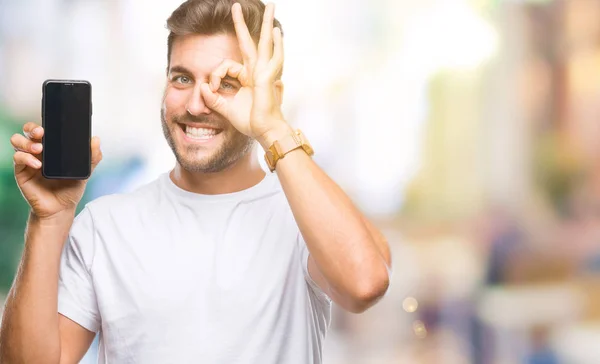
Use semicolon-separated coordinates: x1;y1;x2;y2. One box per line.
297;233;332;305
58;207;101;333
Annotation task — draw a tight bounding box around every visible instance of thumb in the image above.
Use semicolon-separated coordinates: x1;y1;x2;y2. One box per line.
200;83;228;117
91;136;103;171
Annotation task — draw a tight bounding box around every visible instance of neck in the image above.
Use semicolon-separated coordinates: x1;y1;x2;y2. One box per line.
170;146;266;195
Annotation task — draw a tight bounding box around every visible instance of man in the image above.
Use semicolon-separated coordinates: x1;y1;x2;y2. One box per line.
0;0;391;363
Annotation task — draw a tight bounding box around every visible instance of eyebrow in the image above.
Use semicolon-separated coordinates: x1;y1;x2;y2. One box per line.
222;75;241;84
168;65;192;75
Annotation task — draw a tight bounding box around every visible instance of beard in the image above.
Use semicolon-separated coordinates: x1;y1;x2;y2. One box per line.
161;107;254;173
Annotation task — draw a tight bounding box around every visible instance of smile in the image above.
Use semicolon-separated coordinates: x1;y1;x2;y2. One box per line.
180;124;223;141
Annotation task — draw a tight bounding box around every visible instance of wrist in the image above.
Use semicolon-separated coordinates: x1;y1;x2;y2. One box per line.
26;210;75;252
29;209;76;229
256;122;294;151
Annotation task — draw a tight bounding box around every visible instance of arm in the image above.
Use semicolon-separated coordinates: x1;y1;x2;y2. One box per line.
258;127;391;313
1;123;102;363
0;213;95;364
202;4;391;313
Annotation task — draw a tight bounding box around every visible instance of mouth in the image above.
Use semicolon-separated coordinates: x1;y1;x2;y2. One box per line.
179;123;223;142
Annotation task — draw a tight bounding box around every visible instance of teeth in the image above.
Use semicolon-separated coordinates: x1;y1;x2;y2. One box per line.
185;125;219;140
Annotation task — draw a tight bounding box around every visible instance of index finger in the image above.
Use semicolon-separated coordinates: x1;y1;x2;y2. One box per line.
23;122;44;141
232;3;257;65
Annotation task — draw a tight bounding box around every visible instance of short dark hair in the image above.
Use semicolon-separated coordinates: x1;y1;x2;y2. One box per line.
166;0;283;69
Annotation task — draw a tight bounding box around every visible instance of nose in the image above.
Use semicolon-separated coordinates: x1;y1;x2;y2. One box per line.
186;84;212;116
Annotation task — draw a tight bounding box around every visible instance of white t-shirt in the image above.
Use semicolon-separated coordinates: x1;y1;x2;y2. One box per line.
58;172;331;364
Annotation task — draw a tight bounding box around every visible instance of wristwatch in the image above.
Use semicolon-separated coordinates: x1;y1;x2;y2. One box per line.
264;129;314;172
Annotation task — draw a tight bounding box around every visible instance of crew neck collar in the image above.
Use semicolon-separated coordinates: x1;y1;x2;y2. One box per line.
161;171;278;202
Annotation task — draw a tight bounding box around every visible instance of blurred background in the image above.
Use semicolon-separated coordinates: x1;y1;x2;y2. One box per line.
1;0;600;363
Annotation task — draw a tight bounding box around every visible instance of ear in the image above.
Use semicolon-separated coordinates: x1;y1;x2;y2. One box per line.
274;80;284;106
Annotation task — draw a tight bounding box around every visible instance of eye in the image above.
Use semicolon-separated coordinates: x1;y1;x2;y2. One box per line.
219;81;238;92
173;75;192;84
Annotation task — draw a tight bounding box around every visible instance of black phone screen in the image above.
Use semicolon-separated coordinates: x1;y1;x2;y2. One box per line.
42;80;91;179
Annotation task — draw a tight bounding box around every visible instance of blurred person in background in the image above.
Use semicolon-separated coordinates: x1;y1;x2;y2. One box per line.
0;0;391;363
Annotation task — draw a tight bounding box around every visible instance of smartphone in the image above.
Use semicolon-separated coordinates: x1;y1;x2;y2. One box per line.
41;79;92;179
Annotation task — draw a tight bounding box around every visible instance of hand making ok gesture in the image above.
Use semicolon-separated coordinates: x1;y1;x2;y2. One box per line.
200;2;290;147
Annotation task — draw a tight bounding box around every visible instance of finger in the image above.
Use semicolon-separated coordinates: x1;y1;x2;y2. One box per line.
13;151;42;172
257;3;275;64
268;27;284;77
210;59;245;92
23;122;44;141
10;133;43;155
200;83;228;116
91;136;103;171
232;3;257;65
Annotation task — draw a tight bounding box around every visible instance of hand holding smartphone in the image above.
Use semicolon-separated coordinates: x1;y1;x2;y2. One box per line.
9;80;102;220
42;79;92;179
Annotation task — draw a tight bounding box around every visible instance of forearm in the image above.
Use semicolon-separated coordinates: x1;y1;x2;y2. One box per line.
0;211;74;364
259;127;390;305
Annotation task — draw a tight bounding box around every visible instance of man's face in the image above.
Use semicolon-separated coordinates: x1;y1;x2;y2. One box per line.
162;33;253;173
